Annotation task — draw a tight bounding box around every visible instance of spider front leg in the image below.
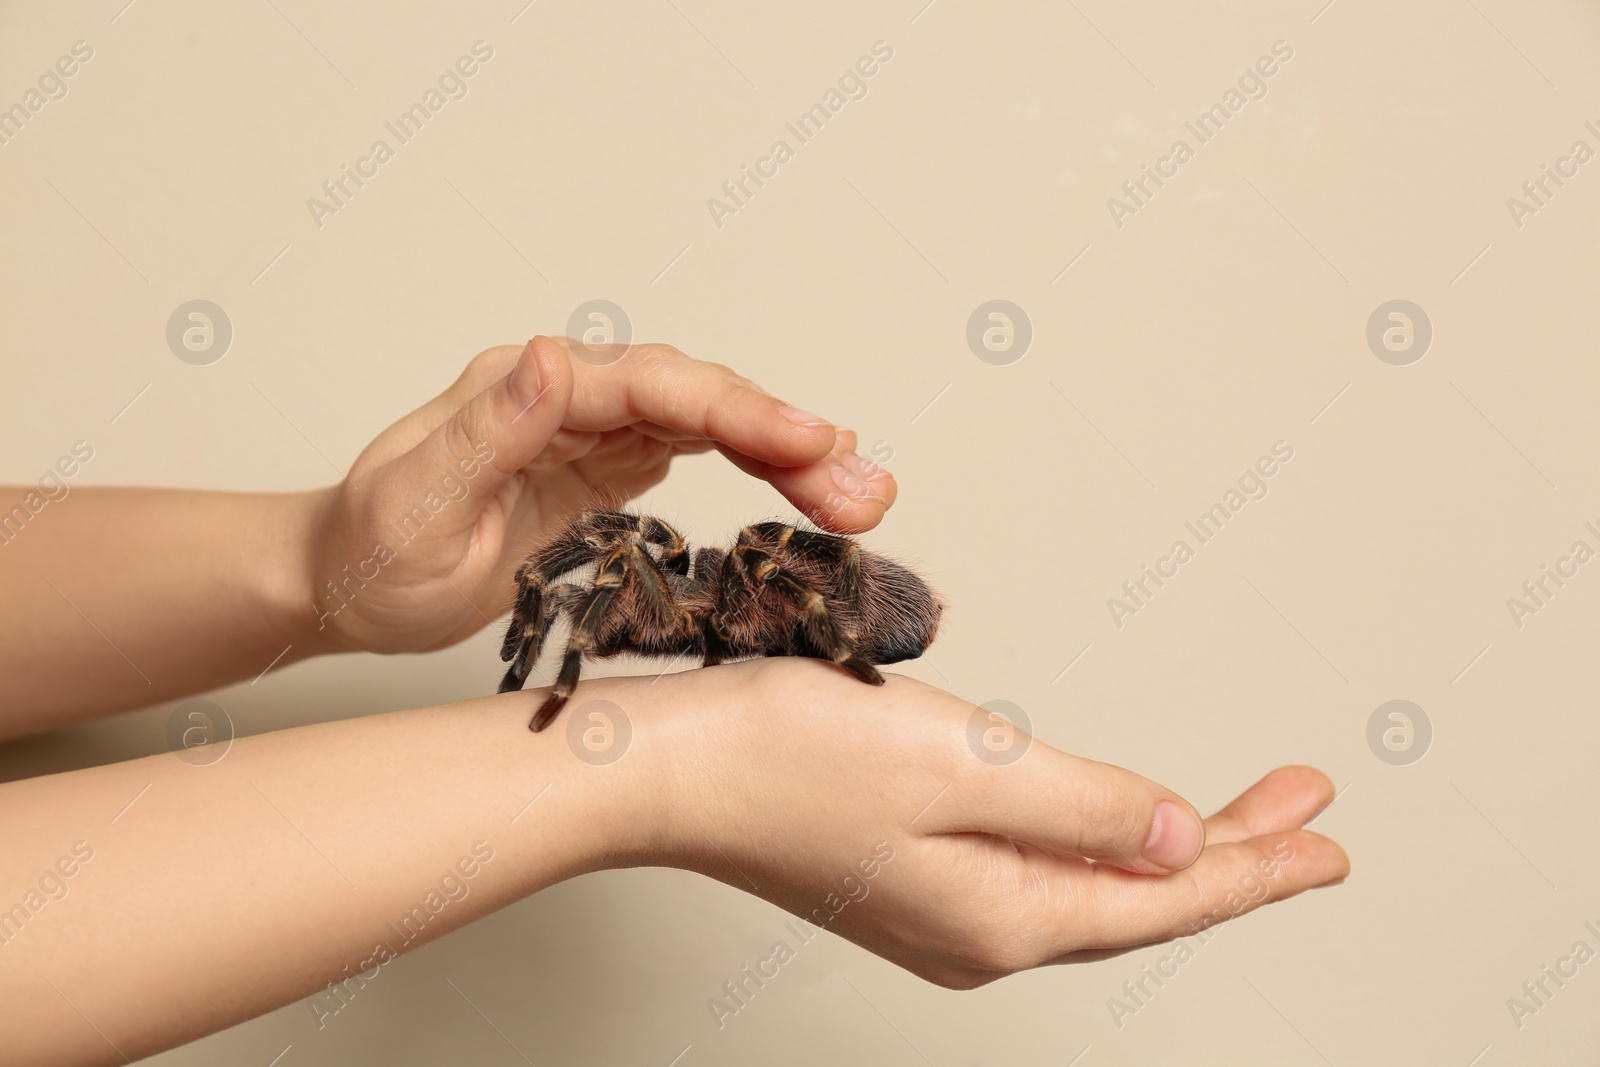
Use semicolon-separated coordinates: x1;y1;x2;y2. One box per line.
785;528;865;606
729;545;884;685
530;540;692;732
530;549;628;731
497;516;630;694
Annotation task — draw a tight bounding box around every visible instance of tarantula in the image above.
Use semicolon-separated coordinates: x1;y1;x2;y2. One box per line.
497;510;943;731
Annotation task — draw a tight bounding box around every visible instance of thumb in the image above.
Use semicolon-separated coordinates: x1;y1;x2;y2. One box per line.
923;746;1207;876
379;336;574;534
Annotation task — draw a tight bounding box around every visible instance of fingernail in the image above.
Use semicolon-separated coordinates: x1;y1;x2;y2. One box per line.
509;341;543;407
831;462;882;502
779;405;829;427
1144;801;1204;871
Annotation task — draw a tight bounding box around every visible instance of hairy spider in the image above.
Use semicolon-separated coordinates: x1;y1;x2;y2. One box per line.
497;509;944;731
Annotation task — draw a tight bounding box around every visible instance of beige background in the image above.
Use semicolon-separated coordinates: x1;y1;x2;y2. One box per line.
2;0;1597;1063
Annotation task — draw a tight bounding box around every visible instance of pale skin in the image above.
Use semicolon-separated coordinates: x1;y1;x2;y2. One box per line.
0;338;1350;1064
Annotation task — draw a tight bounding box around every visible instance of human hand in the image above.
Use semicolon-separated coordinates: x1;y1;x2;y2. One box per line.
629;659;1349;989
301;337;896;654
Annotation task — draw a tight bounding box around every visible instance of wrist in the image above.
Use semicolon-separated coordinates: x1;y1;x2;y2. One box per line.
534;671;705;872
508;665;768;876
262;487;348;660
588;660;803;875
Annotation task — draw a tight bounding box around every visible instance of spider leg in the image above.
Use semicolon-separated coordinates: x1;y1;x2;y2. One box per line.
786;529;864;606
729;545;884;685
531;548;628;731
498;587;555;693
498;523;625;693
640;515;691;576
738;524;865;608
501;580;596;691
625;542;682;631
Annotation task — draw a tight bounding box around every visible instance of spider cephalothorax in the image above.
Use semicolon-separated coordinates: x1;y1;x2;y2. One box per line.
497;510;943;731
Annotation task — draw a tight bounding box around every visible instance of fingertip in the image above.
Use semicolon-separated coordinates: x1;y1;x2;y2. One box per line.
719;432;898;534
1248;765;1338;813
1270;827;1351;888
805;494;888;535
1305;829;1352;878
1274;765;1339;821
1274;764;1336;794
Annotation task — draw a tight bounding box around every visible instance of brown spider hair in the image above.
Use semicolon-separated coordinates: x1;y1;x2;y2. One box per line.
498;510;943;730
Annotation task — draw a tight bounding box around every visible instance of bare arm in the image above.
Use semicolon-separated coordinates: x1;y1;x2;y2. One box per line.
0;487;318;736
0;676;643;1064
0;660;1348;1066
0;338;891;739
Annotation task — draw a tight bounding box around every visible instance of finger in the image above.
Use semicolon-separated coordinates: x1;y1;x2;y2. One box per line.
1051;828;1350;956
554;338;838;468
716;436;899;535
922;746;1207;875
379;338;575;535
1204;765;1337;846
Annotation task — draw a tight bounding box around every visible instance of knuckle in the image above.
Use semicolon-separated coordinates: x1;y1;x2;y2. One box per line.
953;925;1037;975
628;342;681;371
1070;777;1146;856
712;378;753;411
442;405;488;461
941;874;1049;976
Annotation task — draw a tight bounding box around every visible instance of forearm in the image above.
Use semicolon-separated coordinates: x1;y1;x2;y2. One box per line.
0;488;325;737
0;683;654;1066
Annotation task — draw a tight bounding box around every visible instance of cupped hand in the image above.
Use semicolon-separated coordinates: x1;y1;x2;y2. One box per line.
632;659;1348;989
302;337;896;654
